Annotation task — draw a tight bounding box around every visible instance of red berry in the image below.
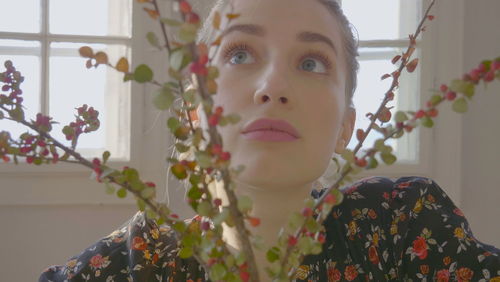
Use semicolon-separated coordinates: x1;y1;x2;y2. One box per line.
247;216;260;227
213;198;222;206
355;158;367;168
288;235;298;247
439;84;448;92
220;151;231;161
215;106;224;115
445;91;457;101
179;0;192;13
302;207;313;217
201;221;210;231
415;110;426;119
427;108;438;117
324;194;336;204
170;213;179;219
26;156;34;164
317;233;326;244
484;70;495;82
145;182;156;187
207;258;217;266
208;114;219;126
186;12;200;24
211;144;222;156
493;60;500;71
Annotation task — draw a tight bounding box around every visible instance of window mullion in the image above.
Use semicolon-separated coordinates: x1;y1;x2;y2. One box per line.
359;39;421;49
41;0;49;115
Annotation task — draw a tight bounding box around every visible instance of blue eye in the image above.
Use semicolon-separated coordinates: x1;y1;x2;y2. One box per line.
300;57;328;74
230;50;253;65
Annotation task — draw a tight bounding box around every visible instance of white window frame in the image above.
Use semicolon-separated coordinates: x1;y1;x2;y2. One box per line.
0;1;170;206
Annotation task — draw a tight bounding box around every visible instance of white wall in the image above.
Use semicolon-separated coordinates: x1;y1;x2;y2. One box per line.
1;1;500;281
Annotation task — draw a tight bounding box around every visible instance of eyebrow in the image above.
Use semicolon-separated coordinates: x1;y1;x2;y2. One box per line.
221;23;338;55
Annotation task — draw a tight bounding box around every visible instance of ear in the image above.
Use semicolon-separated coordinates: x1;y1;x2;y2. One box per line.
334;107;356;154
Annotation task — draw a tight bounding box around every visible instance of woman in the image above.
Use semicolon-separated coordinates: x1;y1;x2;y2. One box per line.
39;0;500;281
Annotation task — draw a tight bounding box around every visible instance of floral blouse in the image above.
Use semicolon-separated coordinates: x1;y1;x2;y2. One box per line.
39;176;500;281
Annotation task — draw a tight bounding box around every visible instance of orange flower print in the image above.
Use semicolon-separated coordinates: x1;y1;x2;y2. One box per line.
295;265;309;280
427;194;436;203
344;265;358;281
412;236;428;260
420;264;429;275
368;246;379;265
397;181;411;189
327;267;341;282
436;269;450;282
443;256;451;266
348;221;358;237
456;267;473;282
132;236;147;251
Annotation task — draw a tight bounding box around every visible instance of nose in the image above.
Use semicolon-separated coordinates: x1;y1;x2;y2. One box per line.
253;64;290;106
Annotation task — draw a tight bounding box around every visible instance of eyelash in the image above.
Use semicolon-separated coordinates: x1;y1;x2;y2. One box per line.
221;42;333;72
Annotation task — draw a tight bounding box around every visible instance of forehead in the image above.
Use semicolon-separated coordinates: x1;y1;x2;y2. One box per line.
224;0;343;49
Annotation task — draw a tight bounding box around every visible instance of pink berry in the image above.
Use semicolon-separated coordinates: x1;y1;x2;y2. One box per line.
415;110;426;119
302;207;313;217
220;151;231;161
208;115;219;126
324;194;336;204
439;84;448;92
427;108;439;117
484;70;495;82
215;106;223;115
213;198;222;206
445;91;457;101
201;221;210;231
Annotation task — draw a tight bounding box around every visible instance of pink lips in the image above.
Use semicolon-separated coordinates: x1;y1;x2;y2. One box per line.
241;118;300;142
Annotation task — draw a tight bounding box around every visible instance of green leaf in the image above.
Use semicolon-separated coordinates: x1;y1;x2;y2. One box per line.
367;156;378;169
209;263;227;281
160;17;182;27
153;87;175;110
380;152;397;165
429;94;443;106
178;247;193;259
141;187;155;199
136;198;146;211
340;149;355;163
196;201;212;216
450;79;475;98
195;151;212;169
452;97;468;113
213;208;229;226
102;151;110;163
188;186;203;200
173;221;186;233
207;66;219;80
266;247;281;263
146;31;161;50
225;113;241;125
237;195;253;213
174;142;190;153
169;49;185;71
123;73;134;82
218;117;228;126
105;182;115;195
394;111;408;123
305;217;321;232
288;211;305;230
167;117;181;133
179;23;198;43
189;174;201;186
134;64;153;83
117;188;127;198
421;116;434;128
182;89;197;104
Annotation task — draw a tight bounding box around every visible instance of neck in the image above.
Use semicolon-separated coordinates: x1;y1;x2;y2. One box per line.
214;179;316;279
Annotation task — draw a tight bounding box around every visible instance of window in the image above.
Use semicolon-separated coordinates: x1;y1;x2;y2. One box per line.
0;0;132;160
341;0;425;167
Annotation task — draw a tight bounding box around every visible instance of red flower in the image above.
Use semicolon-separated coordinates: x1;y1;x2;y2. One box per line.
412;236;428;259
344;265;358;281
453;208;464;217
436;269;450;282
368;246;379;265
327;267;341;282
89;254;105;269
367;209;377;219
456;267;473;282
132;236;147;251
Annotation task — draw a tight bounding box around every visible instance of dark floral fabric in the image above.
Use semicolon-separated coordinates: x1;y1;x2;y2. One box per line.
39;176;500;281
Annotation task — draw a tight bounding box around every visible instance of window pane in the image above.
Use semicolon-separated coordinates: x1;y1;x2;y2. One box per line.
347;47;420;162
342;0;421;41
0;0;40;33
0;41;41;139
49;0;132;37
49;42;129;153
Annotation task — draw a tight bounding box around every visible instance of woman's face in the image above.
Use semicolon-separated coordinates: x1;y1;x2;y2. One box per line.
210;0;355;189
